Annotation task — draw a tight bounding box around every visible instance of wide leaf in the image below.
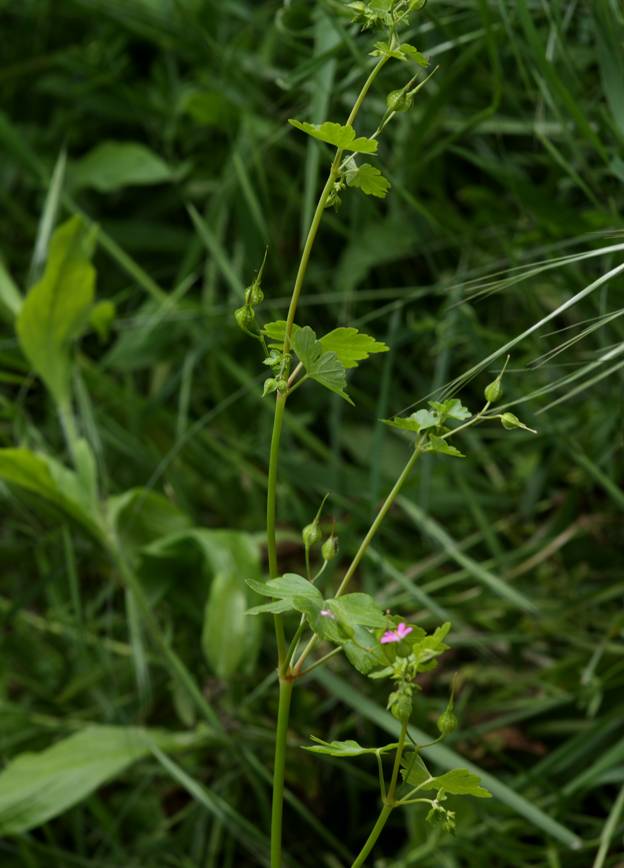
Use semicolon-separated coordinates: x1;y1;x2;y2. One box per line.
0;725;196;835
16;216;96;406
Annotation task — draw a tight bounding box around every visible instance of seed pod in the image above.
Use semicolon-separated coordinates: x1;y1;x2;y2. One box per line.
234;305;255;331
245;282;264;307
321;534;338;561
302;521;322;549
390;689;413;723
484;376;502;403
262;377;278;397
436;708;458;736
386;89;413;113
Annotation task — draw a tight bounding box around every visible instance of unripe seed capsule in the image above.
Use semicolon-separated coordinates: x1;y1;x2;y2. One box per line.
386;90;413;112
234;305;255;330
321;534;338;561
436;709;458;735
302;521;322;548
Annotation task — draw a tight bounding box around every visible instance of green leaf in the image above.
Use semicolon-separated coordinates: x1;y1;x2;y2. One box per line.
384;408;438;433
401;751;431;786
303;736;398;757
418;768;492;799
202;571;250;680
310;351;353;404
90;299;115;341
107;489;192;559
293;326;353;404
0;257;22;322
16;216;97;406
246;573;323;606
429;399;472;423
399;43;429;66
327;593;389;629
246;599;294;616
0;447;102;539
343;625;390;674
262;320;292;345
292;325;320;370
427;434;466;458
410;621;452;669
0;725;195;834
370;41;429;66
73;141;174;192
288;119;378;154
345;163;391;198
320;327;388;368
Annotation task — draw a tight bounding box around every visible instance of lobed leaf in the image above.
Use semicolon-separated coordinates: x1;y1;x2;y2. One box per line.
427;434;466;458
303;736;398;757
288;119;377;154
418;768;492;799
345;163;391;198
327;593;388;629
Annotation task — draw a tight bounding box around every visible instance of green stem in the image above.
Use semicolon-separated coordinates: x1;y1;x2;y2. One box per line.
267;392;288;668
266;54;390;868
350;804;393;868
293;443;423;674
270;678;294;868
335;443;423;598
281;55;389;352
350;720;408;868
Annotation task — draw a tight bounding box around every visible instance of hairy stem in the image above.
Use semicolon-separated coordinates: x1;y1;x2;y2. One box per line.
335;443;422;597
270;678;294;868
350;720;409;868
267;393;288;667
267;54;390;868
293;443;423;674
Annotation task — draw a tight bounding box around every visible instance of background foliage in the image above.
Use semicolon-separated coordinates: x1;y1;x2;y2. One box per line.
1;0;623;866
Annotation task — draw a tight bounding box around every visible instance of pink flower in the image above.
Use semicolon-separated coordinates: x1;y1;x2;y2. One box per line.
320;609;335;619
380;622;413;644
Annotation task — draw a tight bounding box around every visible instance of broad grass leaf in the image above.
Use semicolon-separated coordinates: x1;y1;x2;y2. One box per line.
0;447;102;539
16;216;96;406
107;489;192;558
73;141;174;192
202;571;249;679
0;258;21;322
140;529;263;678
0;725;190;835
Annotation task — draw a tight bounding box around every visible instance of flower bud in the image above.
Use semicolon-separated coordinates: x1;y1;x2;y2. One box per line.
321;534;339;561
234;305;255;331
302;521;322;548
386;89;413;113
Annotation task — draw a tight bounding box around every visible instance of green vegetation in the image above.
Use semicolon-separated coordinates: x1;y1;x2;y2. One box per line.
1;1;623;866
